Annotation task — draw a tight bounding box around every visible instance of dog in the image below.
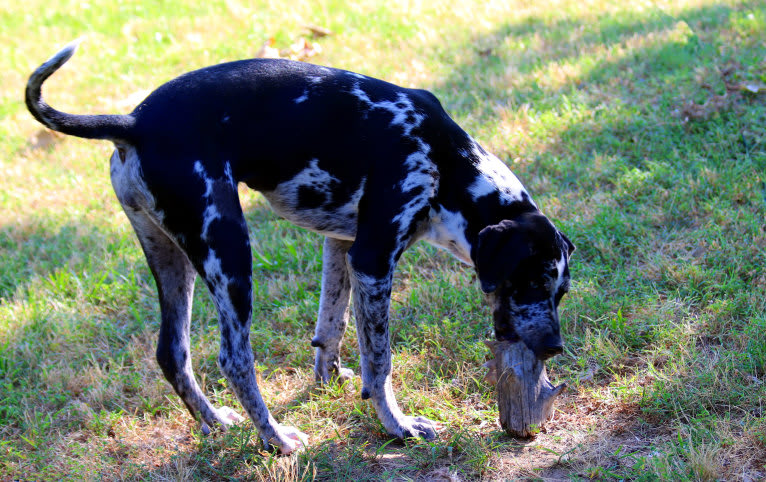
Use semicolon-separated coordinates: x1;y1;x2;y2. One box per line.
26;41;574;454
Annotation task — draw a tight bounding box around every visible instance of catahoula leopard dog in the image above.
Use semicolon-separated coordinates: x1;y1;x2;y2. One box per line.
25;41;574;454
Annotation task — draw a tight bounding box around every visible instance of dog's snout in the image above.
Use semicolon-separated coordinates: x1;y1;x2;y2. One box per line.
538;334;564;359
541;344;563;359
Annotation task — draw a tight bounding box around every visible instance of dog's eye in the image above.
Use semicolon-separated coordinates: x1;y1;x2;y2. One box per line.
519;280;541;293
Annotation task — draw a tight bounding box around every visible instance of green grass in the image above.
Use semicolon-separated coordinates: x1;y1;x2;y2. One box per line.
2;0;765;479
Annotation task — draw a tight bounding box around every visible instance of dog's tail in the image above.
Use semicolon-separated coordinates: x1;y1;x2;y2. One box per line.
25;40;136;143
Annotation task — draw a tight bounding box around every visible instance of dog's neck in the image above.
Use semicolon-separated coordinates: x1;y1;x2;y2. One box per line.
425;140;538;267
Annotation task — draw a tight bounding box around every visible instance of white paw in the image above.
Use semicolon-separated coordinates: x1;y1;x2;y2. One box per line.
266;424;309;455
315;365;355;384
199;406;244;435
396;415;442;440
216;406;245;426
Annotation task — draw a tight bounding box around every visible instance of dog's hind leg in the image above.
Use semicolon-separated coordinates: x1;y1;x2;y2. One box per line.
167;161;306;454
312;237;354;384
115;151;305;453
122;208;243;433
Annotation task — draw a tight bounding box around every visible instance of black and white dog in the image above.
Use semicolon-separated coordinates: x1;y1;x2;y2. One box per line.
26;41;574;454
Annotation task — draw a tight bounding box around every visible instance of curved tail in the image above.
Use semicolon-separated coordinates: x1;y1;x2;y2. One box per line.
25;40;137;143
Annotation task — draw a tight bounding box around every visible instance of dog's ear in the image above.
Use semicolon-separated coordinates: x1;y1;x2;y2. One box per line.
561;232;575;258
475;220;531;293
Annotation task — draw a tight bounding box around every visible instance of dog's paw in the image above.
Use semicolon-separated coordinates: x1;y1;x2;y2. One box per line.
336;367;355;381
315;364;355;385
216;406;245;426
265;424;309;455
199;406;245;435
394;415;442;441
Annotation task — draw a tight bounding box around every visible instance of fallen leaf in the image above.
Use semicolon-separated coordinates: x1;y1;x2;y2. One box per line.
281;38;322;61
112;89;151;111
255;37;281;59
304;24;333;37
742;83;766;94
28;129;61;150
256;37;322;61
676;94;733;122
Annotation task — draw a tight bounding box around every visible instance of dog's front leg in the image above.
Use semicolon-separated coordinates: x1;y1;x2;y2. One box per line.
347;256;439;440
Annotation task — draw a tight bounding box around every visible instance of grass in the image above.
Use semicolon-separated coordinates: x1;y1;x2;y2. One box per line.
1;0;765;479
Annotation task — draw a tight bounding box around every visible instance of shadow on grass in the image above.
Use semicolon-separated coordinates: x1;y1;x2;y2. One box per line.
429;0;765;339
0;218;115;301
417;0;765;477
109;384;667;481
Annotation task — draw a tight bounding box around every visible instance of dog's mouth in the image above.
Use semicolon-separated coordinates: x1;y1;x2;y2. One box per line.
489;295;563;360
496;330;563;360
534;333;564;359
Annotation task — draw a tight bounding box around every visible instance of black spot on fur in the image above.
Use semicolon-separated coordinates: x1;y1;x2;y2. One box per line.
406;185;425;198
220;323;231;346
297;185;327;209
227;280;252;325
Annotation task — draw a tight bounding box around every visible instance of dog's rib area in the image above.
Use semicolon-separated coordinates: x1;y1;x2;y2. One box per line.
263;160;365;240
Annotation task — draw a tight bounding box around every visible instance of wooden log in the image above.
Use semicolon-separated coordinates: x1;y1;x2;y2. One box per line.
484;340;567;438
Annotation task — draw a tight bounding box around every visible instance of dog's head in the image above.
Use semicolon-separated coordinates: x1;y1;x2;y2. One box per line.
474;212;575;360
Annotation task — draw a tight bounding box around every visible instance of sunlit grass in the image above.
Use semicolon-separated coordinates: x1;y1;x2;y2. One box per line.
2;0;765;479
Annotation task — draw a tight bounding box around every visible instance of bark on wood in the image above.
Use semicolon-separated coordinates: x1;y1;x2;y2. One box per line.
484;340;566;438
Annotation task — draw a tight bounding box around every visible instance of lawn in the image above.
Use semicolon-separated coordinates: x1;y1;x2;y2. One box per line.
1;0;765;479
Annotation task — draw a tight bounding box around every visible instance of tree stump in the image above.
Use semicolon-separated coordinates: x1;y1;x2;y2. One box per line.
484;340;567;438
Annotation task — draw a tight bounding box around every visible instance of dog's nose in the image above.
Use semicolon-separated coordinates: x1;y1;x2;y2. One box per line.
538;335;564;359
541;344;563;359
